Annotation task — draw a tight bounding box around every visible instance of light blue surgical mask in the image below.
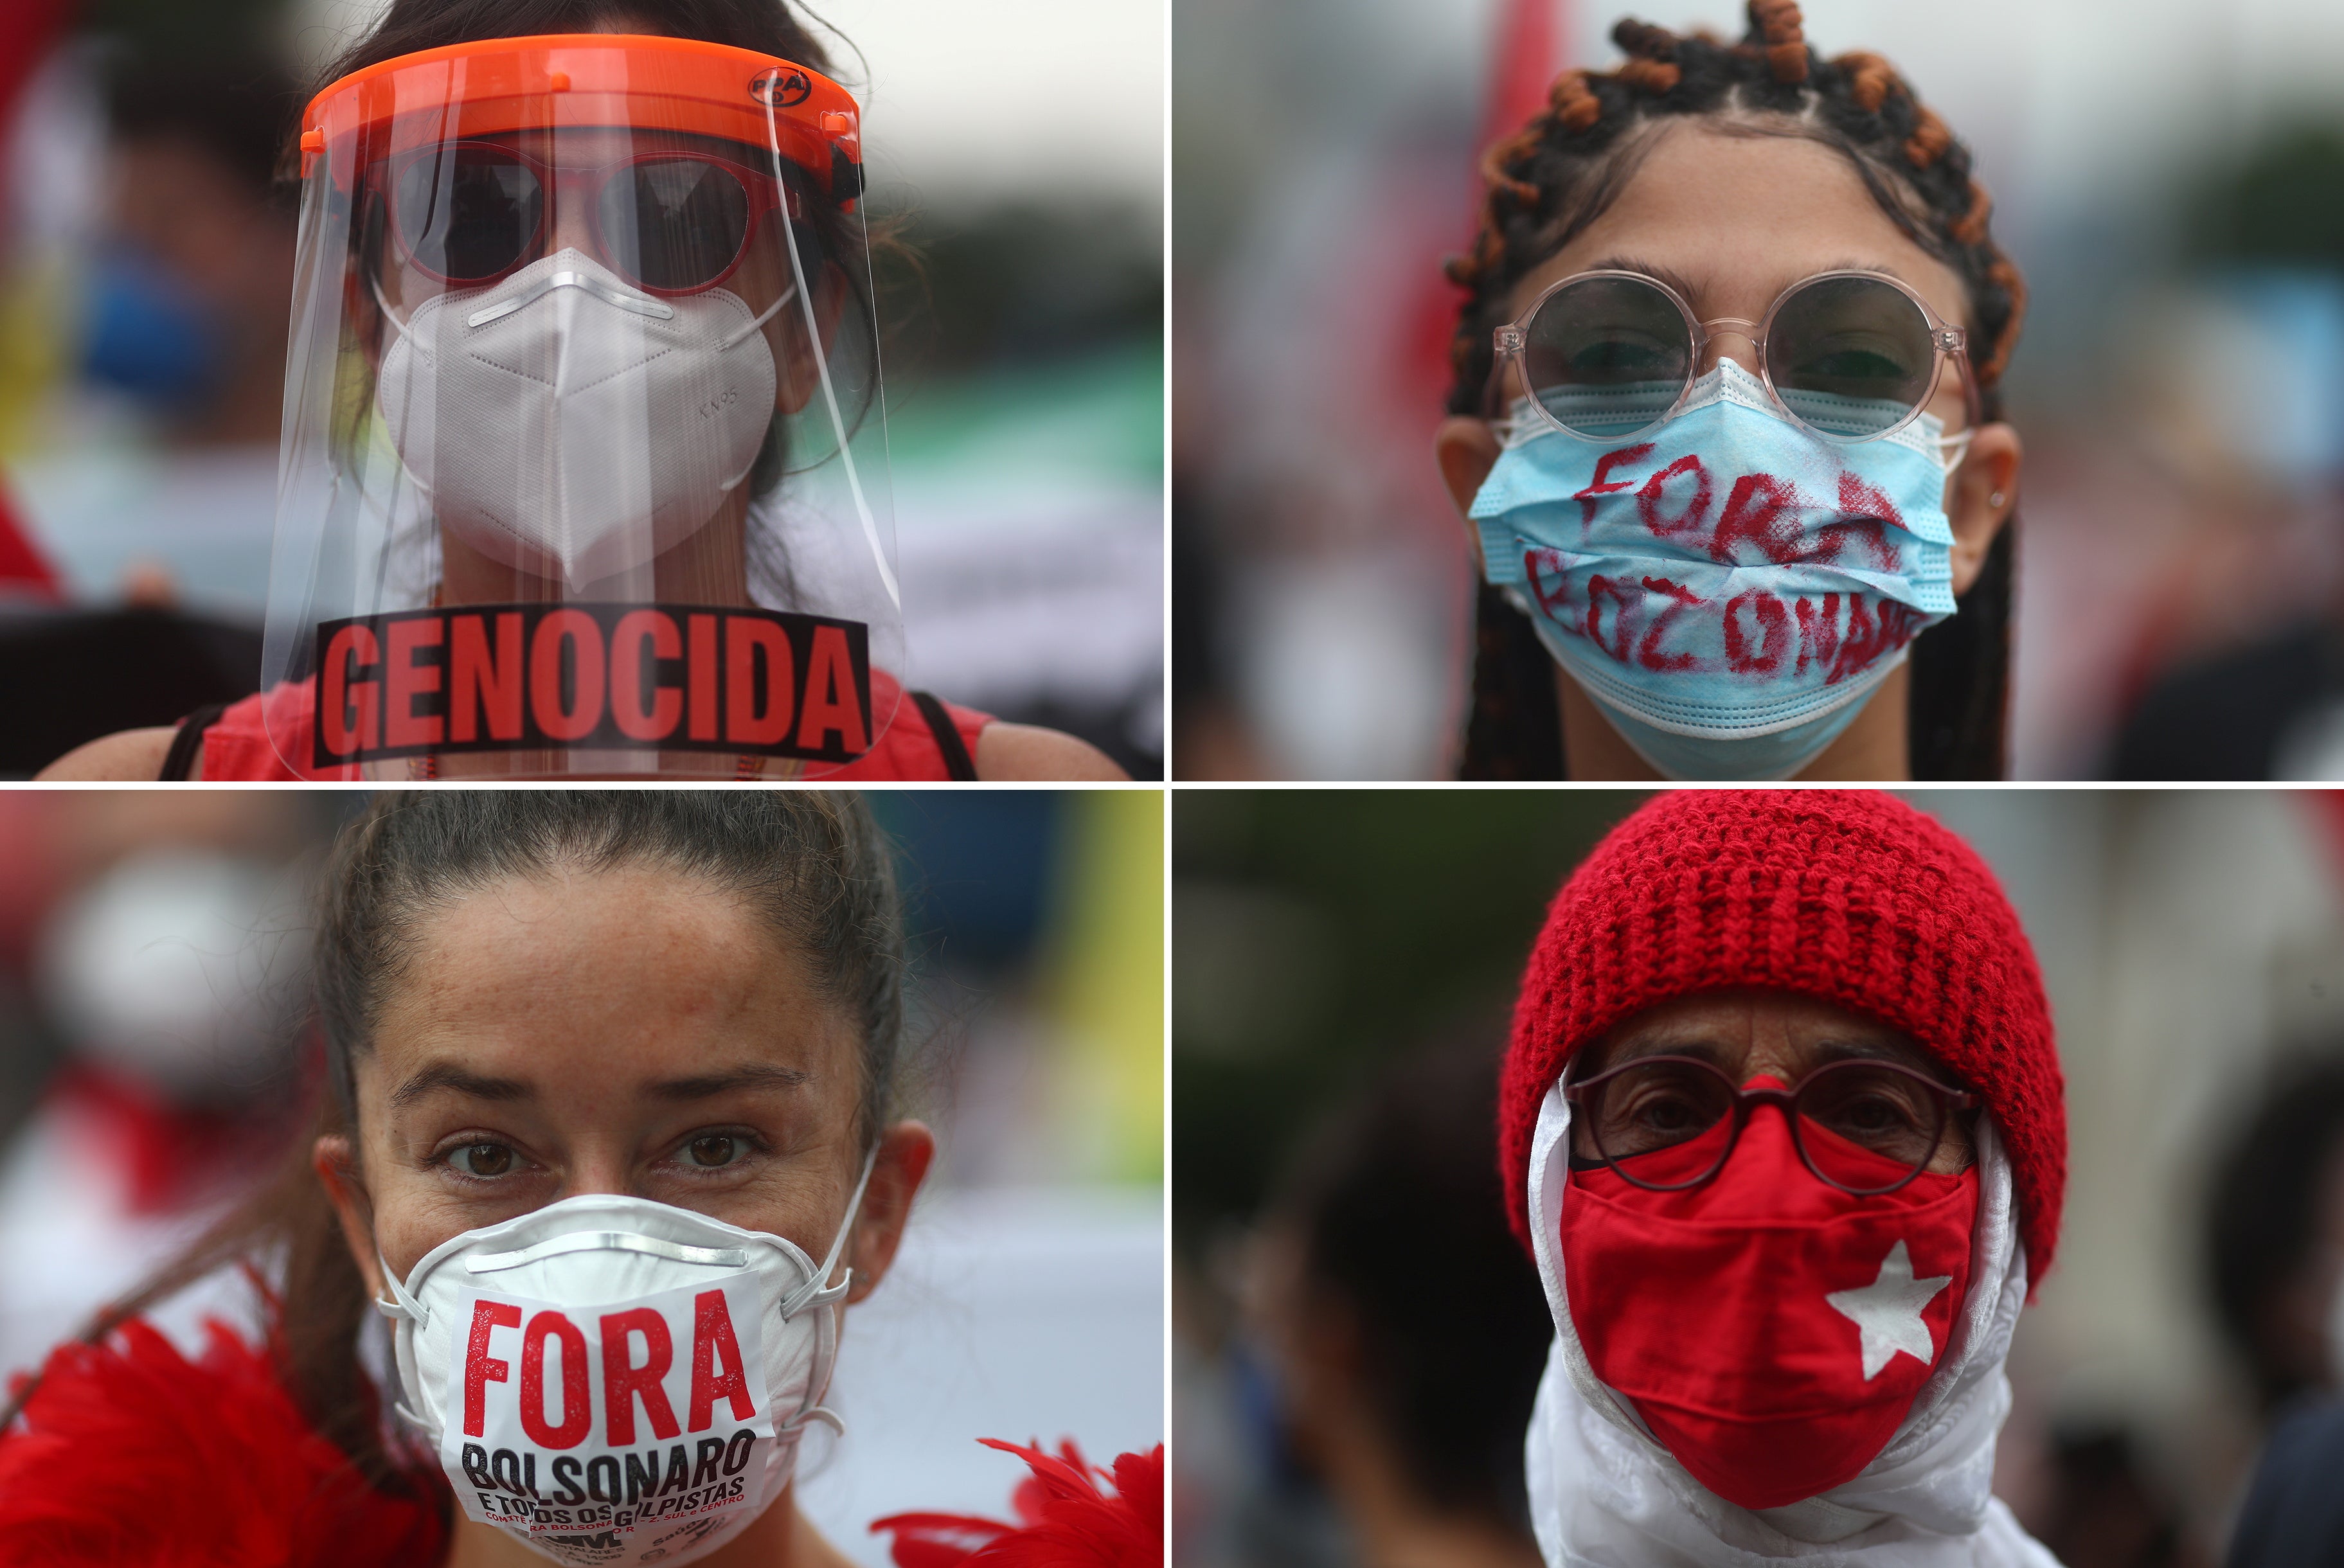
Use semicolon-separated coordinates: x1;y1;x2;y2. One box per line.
1470;360;1962;781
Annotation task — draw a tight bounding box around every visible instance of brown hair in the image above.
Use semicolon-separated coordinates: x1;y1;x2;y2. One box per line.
1450;1;2026;781
3;791;908;1499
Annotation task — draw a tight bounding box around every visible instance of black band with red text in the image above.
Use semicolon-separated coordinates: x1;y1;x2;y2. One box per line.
312;603;873;769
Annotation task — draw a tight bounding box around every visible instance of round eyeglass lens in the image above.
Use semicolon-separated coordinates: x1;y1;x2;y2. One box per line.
1582;1057;1737;1176
1521;274;1693;438
1793;1061;1949;1192
1764;275;1938;440
602;157;753;293
395;146;542;285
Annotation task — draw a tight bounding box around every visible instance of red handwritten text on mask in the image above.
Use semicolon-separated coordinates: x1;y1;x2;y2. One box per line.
1573;445;1907;571
1525;557;1926;683
1527;443;1930;681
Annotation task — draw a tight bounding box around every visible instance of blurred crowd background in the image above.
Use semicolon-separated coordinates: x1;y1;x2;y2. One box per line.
1172;788;2344;1568
0;787;1165;1566
0;0;1165;778
1173;0;2344;780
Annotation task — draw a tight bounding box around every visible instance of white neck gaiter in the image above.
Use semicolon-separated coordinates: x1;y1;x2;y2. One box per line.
1523;1087;2064;1567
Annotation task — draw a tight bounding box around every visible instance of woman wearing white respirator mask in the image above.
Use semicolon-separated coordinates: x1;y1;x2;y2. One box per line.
41;0;1121;783
1496;790;2068;1566
0;794;1161;1568
1437;1;2024;782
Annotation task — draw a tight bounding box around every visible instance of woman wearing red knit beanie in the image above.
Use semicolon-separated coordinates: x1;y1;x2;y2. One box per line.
1498;790;2066;1566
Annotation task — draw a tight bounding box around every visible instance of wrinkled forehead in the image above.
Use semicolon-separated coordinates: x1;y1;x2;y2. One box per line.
1570;987;1960;1084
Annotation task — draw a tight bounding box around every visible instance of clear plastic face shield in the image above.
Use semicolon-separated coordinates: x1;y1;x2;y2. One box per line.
269;37;901;778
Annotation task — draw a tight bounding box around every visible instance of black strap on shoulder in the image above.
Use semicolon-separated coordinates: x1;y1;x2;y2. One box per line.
909;690;978;781
159;703;228;781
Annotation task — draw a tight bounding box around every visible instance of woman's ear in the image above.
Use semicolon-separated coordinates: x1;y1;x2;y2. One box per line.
843;1120;936;1305
1946;421;2021;597
314;1134;385;1300
1435;415;1501;576
773;268;848;416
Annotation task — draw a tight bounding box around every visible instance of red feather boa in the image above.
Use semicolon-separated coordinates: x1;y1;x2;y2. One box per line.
0;1317;1161;1568
0;1319;447;1567
870;1440;1164;1568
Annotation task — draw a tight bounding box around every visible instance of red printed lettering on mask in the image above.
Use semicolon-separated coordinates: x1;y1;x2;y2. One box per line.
1557;1098;1976;1511
445;1275;773;1537
312;603;872;769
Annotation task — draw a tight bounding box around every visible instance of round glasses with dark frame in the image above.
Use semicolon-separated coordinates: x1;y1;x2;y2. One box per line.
1561;1054;1980;1195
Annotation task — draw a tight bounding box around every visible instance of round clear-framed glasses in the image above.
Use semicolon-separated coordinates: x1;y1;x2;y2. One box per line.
1490;268;1980;453
1561;1052;1980;1196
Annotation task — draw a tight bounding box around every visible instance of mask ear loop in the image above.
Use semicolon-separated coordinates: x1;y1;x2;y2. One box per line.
762;80;900;610
779;1145;881;1321
715;285;801;497
774;1145;882;1439
371;1249;436;1432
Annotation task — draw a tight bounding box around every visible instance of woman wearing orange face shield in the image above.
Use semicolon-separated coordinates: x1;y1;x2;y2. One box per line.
40;0;1123;782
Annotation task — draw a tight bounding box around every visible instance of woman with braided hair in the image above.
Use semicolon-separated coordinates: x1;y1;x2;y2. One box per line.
1437;1;2026;780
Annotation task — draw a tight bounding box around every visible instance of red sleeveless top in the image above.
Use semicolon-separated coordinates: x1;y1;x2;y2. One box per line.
179;668;990;781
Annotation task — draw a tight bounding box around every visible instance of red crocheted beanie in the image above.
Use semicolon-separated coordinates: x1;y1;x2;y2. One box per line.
1498;789;2066;1287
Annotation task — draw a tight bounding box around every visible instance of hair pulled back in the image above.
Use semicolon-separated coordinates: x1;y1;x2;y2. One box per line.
1451;1;2025;780
4;790;908;1500
318;792;906;1146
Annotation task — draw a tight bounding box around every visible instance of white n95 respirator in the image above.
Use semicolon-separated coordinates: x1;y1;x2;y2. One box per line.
374;1156;871;1567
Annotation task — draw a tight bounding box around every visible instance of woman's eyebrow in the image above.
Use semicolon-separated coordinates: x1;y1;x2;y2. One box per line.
1579;255;1705;305
391;1062;532;1108
648;1064;813;1100
1819;258;1912;285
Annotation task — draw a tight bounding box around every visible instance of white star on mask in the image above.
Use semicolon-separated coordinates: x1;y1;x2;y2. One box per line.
1825;1240;1952;1381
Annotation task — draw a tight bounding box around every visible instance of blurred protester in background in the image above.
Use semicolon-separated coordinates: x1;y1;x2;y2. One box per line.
2097;128;2344;781
2207;1058;2344;1567
2205;1058;2344;1426
1499;790;2064;1562
1440;3;2023;781
82;53;297;457
1230;1040;1550;1568
0;791;327;1382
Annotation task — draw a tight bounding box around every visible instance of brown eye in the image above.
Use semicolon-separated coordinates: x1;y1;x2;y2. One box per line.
685;1134;746;1169
450;1142;515;1178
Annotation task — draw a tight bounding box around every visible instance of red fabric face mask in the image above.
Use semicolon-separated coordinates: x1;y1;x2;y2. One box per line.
1557;1084;1978;1512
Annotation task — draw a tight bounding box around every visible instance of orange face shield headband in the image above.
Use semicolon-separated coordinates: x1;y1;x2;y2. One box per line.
296;33;863;209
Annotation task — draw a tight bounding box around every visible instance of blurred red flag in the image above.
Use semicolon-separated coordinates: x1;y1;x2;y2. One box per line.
0;0;76;121
1395;0;1569;474
1480;0;1570;159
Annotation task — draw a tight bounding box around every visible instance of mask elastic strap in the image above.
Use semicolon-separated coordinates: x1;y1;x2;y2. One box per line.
371;1251;435;1431
779;1145;879;1321
373;1249;426;1324
1936;427;1976;468
370;273;412;350
762;84;900;610
714;285;803;498
720;284;797;352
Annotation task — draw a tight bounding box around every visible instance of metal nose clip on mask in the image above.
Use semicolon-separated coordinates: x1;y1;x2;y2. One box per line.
373;1151;877;1568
